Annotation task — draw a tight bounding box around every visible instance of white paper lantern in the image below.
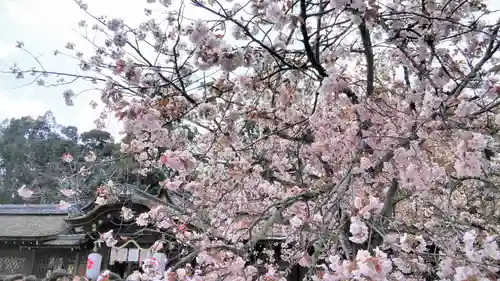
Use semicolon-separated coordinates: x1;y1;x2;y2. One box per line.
86;252;103;281
152;253;167;272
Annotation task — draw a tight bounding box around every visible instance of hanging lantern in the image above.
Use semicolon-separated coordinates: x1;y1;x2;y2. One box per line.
86;252;103;281
152;252;167;273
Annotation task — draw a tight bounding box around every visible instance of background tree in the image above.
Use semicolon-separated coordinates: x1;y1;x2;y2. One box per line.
0;111;175;204
0;112;120;203
0;111;80;203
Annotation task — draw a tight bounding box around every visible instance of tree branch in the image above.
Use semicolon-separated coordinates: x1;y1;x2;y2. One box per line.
358;19;374;96
299;0;327;77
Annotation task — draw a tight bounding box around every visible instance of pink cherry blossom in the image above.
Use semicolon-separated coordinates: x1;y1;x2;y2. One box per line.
120;207;134;221
61;153;73;163
100;230;117;247
84;151;97;162
349;217;369;244
95;196;107;205
60;189;76;197
17;185;33;198
58;200;71;210
159;180;183;190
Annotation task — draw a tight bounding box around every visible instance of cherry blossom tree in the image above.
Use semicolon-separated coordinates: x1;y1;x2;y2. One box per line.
6;0;500;279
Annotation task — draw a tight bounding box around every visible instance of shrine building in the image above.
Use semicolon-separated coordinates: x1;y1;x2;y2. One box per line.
0;194;175;280
0;193;308;280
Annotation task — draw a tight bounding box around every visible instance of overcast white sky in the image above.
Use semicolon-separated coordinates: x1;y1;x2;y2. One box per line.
0;0;499;140
0;0;153;139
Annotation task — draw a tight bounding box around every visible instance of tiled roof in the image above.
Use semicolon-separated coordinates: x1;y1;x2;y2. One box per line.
0;214;69;238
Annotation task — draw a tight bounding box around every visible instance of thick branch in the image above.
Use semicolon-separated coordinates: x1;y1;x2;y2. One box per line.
248;209;282;248
170;245;247;271
299;0;327;77
358;19;374;96
380;178;399;221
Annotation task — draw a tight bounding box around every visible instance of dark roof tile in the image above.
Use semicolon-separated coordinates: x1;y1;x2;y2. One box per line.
0;215;69;238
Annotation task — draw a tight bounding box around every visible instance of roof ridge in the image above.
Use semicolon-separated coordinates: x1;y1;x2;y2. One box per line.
0;204;68;215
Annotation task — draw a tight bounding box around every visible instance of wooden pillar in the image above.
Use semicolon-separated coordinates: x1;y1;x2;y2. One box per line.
74;251;80;275
28;250;36;276
100;247;109;269
76;249;88;277
126;263;133;279
67;250;79;276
